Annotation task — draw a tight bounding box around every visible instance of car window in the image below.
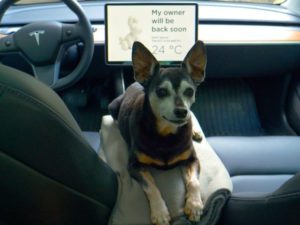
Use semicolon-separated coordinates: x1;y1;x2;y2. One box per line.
15;0;60;4
208;0;285;4
15;0;286;5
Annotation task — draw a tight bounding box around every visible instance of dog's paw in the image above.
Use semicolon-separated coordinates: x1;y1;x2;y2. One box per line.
192;131;203;143
150;203;171;225
184;195;203;222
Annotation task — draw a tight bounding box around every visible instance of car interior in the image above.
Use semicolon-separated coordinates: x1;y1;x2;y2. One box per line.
0;0;299;225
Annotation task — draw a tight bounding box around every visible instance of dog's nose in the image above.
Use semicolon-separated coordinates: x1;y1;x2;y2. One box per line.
174;108;187;119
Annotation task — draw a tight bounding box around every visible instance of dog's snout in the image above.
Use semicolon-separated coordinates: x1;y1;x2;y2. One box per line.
174;108;188;119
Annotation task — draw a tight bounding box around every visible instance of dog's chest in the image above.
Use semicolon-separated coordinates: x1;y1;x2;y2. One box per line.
135;122;195;169
135;148;195;169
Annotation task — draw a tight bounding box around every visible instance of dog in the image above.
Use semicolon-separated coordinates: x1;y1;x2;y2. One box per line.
108;40;207;225
119;16;142;51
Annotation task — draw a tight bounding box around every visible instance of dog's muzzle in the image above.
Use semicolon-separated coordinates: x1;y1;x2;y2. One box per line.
161;108;190;125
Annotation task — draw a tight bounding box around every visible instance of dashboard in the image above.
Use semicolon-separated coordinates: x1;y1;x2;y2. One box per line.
1;1;300;44
1;1;300;78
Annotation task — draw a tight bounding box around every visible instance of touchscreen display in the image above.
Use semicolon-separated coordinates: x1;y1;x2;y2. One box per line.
105;4;198;64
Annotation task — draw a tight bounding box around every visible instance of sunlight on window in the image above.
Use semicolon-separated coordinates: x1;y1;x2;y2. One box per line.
213;0;285;4
16;0;60;4
15;0;286;4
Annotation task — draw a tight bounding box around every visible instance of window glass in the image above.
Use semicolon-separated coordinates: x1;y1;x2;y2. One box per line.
15;0;286;4
15;0;60;4
209;0;285;4
17;0;286;4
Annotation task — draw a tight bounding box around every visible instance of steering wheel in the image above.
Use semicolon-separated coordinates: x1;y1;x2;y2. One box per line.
0;0;94;90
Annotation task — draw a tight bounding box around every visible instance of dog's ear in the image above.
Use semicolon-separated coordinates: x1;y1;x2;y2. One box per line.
132;41;159;84
182;40;207;86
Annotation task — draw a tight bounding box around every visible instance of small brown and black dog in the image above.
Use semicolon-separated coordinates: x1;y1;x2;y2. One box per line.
109;41;207;225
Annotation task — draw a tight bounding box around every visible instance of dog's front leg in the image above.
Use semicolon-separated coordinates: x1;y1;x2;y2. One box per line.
132;169;171;225
183;159;203;222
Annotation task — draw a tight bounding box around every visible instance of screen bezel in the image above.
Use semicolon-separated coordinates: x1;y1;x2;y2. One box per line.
105;3;198;66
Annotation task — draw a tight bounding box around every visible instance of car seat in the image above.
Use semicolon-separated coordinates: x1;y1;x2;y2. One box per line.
0;64;117;225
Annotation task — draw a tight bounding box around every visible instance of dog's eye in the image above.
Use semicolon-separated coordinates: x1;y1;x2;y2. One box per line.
184;88;194;97
156;88;169;98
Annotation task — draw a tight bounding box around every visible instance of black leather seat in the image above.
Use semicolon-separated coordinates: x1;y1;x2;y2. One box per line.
82;132;300;225
208;136;300;225
1;62;300;225
0;64;118;225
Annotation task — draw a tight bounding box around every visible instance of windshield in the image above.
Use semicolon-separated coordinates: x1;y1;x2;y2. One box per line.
207;0;285;4
16;0;286;5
